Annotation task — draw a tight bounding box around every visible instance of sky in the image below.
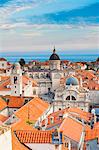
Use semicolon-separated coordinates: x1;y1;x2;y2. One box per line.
0;0;99;54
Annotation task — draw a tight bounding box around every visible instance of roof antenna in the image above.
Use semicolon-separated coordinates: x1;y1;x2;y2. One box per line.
53;46;56;53
27;105;30;122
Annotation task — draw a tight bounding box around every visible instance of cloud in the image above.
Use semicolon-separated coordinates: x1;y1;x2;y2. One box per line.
0;23;98;52
0;22;28;30
13;6;32;12
0;0;55;22
0;1;98;52
0;1;99;25
0;1;36;22
0;22;99;31
22;32;42;37
12;2;98;25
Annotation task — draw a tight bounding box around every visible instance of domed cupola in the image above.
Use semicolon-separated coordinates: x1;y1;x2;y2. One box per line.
49;47;61;70
49;47;60;60
66;76;79;86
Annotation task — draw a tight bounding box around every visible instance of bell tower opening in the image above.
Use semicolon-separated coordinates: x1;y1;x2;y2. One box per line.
14;76;18;84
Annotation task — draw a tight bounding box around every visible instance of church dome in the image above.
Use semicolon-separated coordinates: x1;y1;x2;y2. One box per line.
49;47;60;60
66;77;79;86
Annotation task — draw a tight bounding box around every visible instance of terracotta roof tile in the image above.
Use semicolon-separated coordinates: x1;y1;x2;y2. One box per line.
0;97;7;111
85;128;99;143
67;107;92;122
45;109;66;127
11;119;35;150
42;108;92;129
32;80;38;87
40;61;49;66
22;75;38;88
22;75;30;87
47;120;63;129
2;96;25;108
94;122;99;129
0;58;7;61
15;130;52;143
0;114;8;123
76;70;96;80
83;80;99;90
0;75;37;91
5;96;24;108
59;117;90;142
15;97;49;122
0;76;10;81
0;78;11;91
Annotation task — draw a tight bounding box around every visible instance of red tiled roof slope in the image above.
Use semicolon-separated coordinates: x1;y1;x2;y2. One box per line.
15;97;49;122
15;130;52;143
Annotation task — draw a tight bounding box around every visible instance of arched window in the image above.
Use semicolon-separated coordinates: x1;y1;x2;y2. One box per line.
66;96;70;100
35;74;39;79
66;95;76;100
40;73;44;78
71;96;76;100
46;74;49;78
48;88;51;92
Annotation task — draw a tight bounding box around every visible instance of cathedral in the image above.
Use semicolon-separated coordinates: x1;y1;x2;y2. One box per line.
28;47;94;112
53;76;90;112
0;47;98;113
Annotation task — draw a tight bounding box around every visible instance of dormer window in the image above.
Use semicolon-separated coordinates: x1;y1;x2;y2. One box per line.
50;117;54;124
59;114;63;120
6;85;11;88
24;99;28;105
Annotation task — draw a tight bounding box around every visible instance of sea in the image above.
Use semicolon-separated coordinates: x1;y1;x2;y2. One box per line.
0;52;98;63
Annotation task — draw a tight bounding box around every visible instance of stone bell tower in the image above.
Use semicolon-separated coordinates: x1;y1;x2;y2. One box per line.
11;63;22;96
